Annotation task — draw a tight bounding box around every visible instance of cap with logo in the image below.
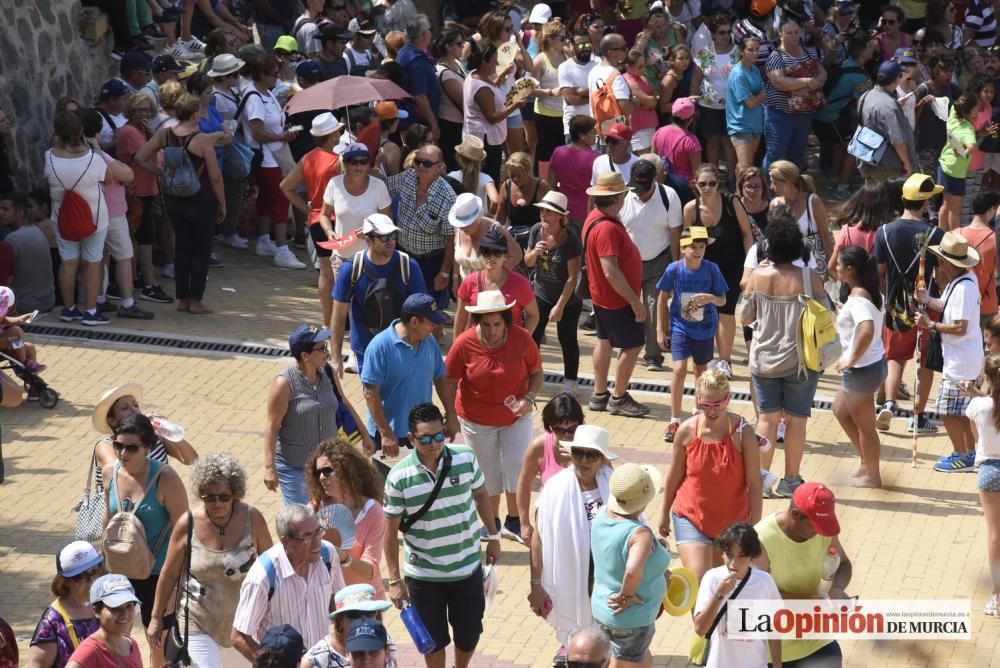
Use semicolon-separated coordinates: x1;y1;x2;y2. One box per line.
877;60;902;82
120;50;153;75
342;142;371;161
672;97;696;120
348;16;378;36
288;324;332;358
478;228;508;252
152;55;185;74
331;584;393;620
89;574;140;607
792;482;840;537
606;123;634;142
96;78;129;102
274;35;299;54
629;160;658;194
296;60;322;82
894;47;918;65
374;100;408;121
402;293;449;325
57;541;105;578
346;618;389;653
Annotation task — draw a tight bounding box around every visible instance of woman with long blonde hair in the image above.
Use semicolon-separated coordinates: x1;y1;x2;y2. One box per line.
767;159;834;280
532;18;570;174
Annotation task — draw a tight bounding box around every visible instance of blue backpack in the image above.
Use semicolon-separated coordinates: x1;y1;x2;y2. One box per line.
162;130;203;197
258;541;334;601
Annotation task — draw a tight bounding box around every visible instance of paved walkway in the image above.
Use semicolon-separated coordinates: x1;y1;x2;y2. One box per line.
1;246;997;667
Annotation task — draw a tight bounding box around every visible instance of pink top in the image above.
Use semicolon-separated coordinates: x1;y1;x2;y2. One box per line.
877;32;910;62
98;153;127;217
346;500;386;598
971;106;993;171
548;144;599;220
539;431;564;486
117;124;159;197
457;269;535;330
623;72;658;132
833;224;877;254
652;124;701;183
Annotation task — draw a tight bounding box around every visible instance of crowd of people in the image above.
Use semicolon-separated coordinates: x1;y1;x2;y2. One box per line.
3;0;1000;667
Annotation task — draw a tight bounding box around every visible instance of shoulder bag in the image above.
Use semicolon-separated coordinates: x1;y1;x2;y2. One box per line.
689;567;753;666
399;448;453;533
848;92;888;166
924;276;973;373
163;511;193;666
802;194;830;280
73;445;106;542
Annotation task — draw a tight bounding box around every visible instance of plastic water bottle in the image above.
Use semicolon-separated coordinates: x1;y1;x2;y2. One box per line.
400;603;436;655
150;415;186;442
818;547;841;596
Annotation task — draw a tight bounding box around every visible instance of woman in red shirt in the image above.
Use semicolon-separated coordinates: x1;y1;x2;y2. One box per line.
657;368;763;582
66;575;143;668
446;290;544;543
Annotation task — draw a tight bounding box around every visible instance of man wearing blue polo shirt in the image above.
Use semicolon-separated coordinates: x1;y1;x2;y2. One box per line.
332;214;426;377
396;14;441;141
361;293;459;458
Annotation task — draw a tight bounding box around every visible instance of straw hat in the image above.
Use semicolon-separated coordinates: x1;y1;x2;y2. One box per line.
455;136;487;162
608;463;662;515
534;191;569;216
92;383;144;434
929;231;980;269
586;172;628;197
558;424;618;460
465;290;516;314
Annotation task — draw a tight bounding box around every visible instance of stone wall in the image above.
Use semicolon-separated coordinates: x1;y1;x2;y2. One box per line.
0;0;117;189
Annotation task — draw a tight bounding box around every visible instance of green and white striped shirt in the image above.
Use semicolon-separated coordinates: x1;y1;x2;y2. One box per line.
383;445;485;582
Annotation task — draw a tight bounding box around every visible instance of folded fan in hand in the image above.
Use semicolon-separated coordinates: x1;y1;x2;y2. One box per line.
318;503;356;549
505;77;539;106
316;229;360;251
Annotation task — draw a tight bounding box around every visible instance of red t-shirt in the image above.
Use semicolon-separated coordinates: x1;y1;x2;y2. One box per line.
457;269;535;330
357;122;381;167
302;148;340;226
582;209;642;310
67;635;143;668
116;124;159;197
958;225;998;315
446;324;542;427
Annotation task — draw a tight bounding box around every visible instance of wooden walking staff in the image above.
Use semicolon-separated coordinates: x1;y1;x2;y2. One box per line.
911;233;931;468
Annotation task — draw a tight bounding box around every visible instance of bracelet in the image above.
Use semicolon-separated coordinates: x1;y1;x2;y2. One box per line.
388;578;403;586
438;271;451;278
529;578;542;585
486;533;501;541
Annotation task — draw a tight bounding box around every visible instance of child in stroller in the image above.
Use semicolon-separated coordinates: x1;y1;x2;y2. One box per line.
0;286;58;407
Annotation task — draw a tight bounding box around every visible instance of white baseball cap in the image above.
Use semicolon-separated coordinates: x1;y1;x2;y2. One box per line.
362;213;399;235
57;541;104;578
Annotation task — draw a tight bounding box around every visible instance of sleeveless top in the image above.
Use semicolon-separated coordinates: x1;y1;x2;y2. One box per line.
277;365;341;468
107;459;172;574
622;72;658;132
166;128;213;200
95;437;168;491
302;148;340;226
538;431;563;486
672;415;750;538
744;272;808;378
179;509;257;647
534;52;563;116
454;219;504;279
463;77;506;146
698;193;746;290
504;178;542;229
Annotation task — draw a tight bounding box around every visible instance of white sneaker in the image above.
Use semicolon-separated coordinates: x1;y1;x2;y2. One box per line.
219;233;249;250
255;237;277;257
712;359;733;379
761;469;780;489
345;351;359;374
161;263;175;279
274;246;306;269
181;35;206;52
168;40;203;61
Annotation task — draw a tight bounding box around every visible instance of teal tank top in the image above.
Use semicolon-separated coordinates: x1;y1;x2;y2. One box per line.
590;509;671;629
107;459;172;575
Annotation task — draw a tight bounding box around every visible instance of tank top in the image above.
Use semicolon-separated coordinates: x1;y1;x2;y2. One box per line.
698;193;746;289
534;52;564;116
302;148;341;226
179;509;257;647
622;72;657;131
538;431;563;486
95;437;168;491
166;128;213;199
107;459;172;574
504;178;542;229
463;77;506;146
672;416;750;538
277;365;341;467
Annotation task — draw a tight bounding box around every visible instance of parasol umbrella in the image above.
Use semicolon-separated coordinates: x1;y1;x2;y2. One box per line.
283;75;411;116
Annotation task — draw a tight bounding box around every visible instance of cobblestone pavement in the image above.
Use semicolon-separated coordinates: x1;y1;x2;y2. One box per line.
1;247;997;666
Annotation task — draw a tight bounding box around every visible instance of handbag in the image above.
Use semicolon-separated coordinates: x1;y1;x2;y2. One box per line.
73;447;105;542
847;93;888;165
688;567;752;666
802;194;829;281
163;511;193;666
924;276;973;373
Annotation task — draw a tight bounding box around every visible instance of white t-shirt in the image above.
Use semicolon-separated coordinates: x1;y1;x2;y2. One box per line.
620;185;682;261
966;397;1000;464
447;171;494;209
322;175;392;256
241;89;284;168
587;63;631;107
44;150;110;235
212;88;240;122
590;153;639;186
694;566;780;668
941;272;985;381
836;295;885;369
344;45;376;72
98;111;126;151
743;243;816;270
667;0;702;37
558;57;596;135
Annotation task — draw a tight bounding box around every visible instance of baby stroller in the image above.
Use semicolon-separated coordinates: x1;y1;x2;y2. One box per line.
0;352;59;408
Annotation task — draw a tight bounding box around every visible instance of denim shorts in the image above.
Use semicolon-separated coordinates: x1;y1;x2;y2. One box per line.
730;132;760;147
751;370;820;418
598;622;656;663
978;460;1000;492
672;511;713;545
937;166;966;196
670;329;714;365
506;110;524;129
842;359;887;395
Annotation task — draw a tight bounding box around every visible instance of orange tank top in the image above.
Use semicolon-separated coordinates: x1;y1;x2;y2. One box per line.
672;415;750;539
302;148;340;226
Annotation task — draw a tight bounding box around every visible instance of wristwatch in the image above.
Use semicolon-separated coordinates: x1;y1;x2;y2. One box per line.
340;556;353;568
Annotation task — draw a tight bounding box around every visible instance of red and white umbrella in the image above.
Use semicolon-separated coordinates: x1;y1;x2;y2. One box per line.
284;75;411;116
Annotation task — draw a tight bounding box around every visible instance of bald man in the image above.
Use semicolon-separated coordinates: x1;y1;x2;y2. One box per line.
566;627;611;668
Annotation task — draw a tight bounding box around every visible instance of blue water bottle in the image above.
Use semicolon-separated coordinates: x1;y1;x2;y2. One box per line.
401;602;436;654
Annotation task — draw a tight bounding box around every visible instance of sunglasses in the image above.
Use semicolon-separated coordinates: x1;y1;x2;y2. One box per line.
575;42;593;49
315;466;336;478
346;158;370;166
605;138;621;146
697;180;718;188
70;567;103;582
695;396;730;410
112;441;143;454
550;424;579;437
413;158;440;168
201;493;233;503
341;610;379;621
571;448;603;462
369;232;398;243
415;430;447;446
479;247;506;257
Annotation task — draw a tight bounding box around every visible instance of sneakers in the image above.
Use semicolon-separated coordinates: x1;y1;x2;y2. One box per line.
933;452;977;473
609;392;649;417
985;594;999;619
275;246;307;269
761;469;780;498
118;303;155;319
105;285;123;302
141;285;174;303
664;421;680;443
218;233;249;249
776;417;787;443
96;300;118;313
712;359;733;379
161;263;175;279
60;305;84;322
480;517;502;542
552;646;568;666
24;360;47;374
645;358;665;371
169;38;205;61
183;35;206;51
588;390;610;412
774;475;805;498
81;310;111;326
25;385;40;401
897;382;912;401
908;414;938;433
876;402;894;432
344;351;358;374
255;236;278;257
501;516;525;544
561;379;578;395
111;46;128;61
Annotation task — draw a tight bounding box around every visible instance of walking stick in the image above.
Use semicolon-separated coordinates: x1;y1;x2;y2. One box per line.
911;233;931;468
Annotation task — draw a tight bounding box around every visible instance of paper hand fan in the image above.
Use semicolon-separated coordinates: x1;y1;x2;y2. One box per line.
318;503;356;549
316;229;360;251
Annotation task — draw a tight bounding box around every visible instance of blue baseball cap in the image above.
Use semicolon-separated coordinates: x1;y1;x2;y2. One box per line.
96;78;130;102
296;60;322;82
878;60;902;82
288;324;332;358
346;618;388;653
342;142;371;161
894;47;918;65
260;625;305;662
120;50;153;75
402;293;448;325
89;574;140;607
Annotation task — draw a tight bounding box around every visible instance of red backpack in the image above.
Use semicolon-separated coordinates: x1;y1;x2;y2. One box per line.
50;151;100;242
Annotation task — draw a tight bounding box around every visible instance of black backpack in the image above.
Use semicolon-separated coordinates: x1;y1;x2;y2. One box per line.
350;250;411;334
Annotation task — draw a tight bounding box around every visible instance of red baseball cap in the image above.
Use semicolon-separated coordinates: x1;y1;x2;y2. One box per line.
606;123;633;142
792;482;840;537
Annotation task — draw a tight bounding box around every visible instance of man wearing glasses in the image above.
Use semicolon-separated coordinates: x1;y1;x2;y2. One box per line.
232;504;347;661
587;33;636;135
565;627;612;668
384;403;500;668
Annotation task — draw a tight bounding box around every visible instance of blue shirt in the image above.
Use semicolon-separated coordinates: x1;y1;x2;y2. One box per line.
397;43;441;118
199;103;225;168
360;319;445;438
726;62;765;135
333;251;427;354
656;259;728;341
815;58;868;123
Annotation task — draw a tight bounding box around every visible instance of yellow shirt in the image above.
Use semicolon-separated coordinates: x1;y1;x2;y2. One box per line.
898;0;926;20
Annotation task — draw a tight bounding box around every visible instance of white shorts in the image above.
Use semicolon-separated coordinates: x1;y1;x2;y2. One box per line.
459;414;534;496
187;632;250;668
631;127;655;153
105;214;134;260
56;224;108;263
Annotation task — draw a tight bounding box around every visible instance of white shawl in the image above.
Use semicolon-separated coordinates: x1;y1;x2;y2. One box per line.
537;465;612;641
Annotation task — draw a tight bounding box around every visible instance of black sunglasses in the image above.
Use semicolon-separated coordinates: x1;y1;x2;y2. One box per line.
479;247;506;257
550;424;579;437
315;466;336;478
413;157;440;168
369;232;398;243
341;610;378;620
415;430;447;446
70;567;103;582
201;493;233;503
112;441;143;454
346;158;370;166
571;448;603;462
